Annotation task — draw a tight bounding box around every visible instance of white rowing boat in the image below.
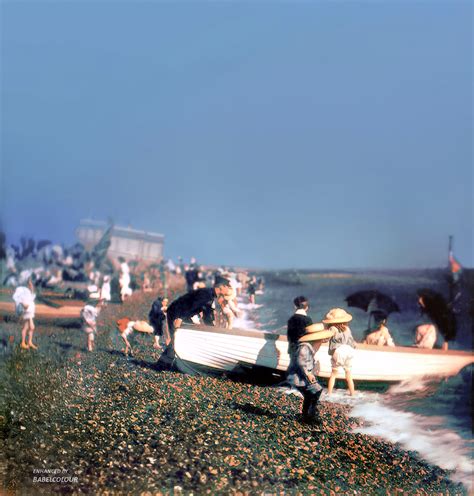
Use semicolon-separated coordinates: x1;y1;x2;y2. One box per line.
174;324;473;384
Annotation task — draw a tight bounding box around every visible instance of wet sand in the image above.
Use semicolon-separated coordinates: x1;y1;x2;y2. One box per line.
0;292;467;495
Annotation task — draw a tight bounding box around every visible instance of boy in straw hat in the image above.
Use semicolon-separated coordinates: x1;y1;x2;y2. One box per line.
286;323;335;424
323;308;357;396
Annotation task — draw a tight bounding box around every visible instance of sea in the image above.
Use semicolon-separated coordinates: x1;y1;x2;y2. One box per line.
234;269;473;490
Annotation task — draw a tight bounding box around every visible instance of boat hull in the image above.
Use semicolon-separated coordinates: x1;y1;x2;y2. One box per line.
174;324;474;384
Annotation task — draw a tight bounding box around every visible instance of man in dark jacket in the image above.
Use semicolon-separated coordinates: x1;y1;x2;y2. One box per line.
287;296;313;356
185;268;199;292
163;280;233;357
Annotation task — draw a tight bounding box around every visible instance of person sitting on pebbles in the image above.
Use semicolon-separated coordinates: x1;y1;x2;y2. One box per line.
116;317;154;356
324;308;357;396
286;323;335;425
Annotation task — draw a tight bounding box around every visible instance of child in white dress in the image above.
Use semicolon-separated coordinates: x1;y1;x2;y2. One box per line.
324;308;357;396
13;280;37;349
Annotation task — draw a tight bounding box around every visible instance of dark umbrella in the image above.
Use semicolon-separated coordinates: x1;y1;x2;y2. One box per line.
346;290;400;316
416;288;456;341
346;290;400;331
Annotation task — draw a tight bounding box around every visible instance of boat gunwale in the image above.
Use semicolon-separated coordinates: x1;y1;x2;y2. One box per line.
178;324;474;357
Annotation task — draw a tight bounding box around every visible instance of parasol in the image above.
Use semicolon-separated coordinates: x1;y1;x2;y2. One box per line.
346;290;400;331
345;290;400;316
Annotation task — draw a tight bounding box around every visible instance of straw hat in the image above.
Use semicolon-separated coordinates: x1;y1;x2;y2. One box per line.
322;308;353;324
133;321;154;334
299;323;336;342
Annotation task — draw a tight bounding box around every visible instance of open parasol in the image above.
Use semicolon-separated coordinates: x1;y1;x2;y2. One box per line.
346;290;400;331
345;290;400;317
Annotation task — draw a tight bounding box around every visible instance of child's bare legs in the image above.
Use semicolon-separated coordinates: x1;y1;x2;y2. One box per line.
223;308;234;329
327;370;338;395
27;319;37;349
121;335;131;355
153;335;161;349
20;320;29;348
345;369;355;396
87;333;94;352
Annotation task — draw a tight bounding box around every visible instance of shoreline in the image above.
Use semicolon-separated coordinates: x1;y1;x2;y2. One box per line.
0;292;468;494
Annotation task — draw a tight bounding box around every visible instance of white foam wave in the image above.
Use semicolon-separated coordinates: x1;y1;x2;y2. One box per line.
238;303;263;310
387;376;439;395
233;299;260;329
323;388;473;490
349;400;473;491
233;313;255;329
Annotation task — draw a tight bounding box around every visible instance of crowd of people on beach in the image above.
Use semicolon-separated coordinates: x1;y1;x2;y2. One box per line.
3;234;452;427
3;237;260;354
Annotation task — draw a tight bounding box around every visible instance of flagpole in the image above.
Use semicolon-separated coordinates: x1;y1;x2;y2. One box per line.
446;235;460;350
448;235;454;301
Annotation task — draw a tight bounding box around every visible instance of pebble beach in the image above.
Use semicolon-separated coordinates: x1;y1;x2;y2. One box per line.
0;291;468;495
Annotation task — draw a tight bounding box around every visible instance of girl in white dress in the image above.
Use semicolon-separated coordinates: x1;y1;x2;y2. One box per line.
13;279;37;349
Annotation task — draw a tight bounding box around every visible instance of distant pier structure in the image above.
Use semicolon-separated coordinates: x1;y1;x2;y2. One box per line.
76;219;164;262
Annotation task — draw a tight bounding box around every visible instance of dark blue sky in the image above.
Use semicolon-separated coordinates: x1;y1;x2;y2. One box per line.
1;1;472;269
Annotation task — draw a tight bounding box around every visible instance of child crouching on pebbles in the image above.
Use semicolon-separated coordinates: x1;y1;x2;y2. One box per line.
286;324;335;424
324;308;357;396
116;317;154;355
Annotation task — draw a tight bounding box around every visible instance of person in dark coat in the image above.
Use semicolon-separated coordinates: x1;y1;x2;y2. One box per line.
287;296;313;356
164;280;233;357
185;267;199;292
148;296;169;349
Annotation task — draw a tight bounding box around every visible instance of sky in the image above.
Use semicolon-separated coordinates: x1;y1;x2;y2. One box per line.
1;1;472;269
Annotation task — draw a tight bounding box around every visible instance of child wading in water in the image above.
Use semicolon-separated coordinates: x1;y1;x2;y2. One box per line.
286;323;335;424
324;308;357;396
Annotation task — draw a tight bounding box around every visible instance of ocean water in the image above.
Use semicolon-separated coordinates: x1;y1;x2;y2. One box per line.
236;269;473;490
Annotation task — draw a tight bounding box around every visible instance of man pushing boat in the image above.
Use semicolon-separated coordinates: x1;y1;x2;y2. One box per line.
162;279;234;360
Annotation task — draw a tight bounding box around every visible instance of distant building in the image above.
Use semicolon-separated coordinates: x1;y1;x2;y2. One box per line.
76;219;164;262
